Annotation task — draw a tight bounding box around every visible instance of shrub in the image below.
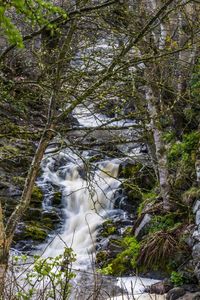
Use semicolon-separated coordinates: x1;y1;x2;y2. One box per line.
10;247;76;300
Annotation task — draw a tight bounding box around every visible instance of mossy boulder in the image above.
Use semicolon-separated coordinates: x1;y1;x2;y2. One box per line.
41;217;55;230
119;161;156;191
12;176;25;188
182;187;200;206
116;181;142;214
137;191;157;216
24;222;48;241
42;209;61;224
100;220;117;237
23;208;43;221
30;186;43;207
52;191;62;206
96;250;109;267
100;236;140;276
123;181;143;202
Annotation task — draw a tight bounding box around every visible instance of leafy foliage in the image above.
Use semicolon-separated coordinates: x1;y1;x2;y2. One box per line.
14;247;76;300
0;0;68;47
148;214;181;233
101;236;140;275
168;131;200;164
170;271;184;287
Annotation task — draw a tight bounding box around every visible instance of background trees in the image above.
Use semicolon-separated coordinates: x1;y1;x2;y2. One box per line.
0;0;200;294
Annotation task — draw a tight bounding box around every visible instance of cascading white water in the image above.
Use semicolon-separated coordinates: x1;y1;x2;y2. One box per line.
35;108;161;299
39;149;121;269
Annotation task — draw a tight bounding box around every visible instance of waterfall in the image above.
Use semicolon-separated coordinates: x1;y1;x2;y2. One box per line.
39;149;121;269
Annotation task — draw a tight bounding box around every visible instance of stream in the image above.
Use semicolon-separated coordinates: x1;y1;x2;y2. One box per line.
33;106;162;299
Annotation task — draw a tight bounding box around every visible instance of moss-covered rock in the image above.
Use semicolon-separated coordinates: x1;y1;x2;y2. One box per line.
23;208;42;221
12;176;25;188
42;210;61;223
30;186;43;207
41;217;55;230
52;191;62;206
100;236;140;276
119;161;156;191
137;191;158;216
100;220;117;237
123;181;143;202
96;250;109;267
182;187;200;206
24;222;47;241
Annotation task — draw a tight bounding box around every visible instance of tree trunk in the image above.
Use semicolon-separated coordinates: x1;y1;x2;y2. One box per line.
0;125;55;298
5;125;55;240
146;87;171;211
0;202;8;297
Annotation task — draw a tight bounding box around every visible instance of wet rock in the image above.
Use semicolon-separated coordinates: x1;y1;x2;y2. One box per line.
0;180;10;189
119;161;156;190
180;260;198;285
23;208;42;220
75;271;124;300
134;213;152;238
196;211;200;226
52;191;62;206
193;200;200;214
30;186;43;207
181;284;200;293
177;292;200;300
146;281;172;294
166;287;185;300
193;230;200;242
96;237;109;251
192;243;200;260
24;223;48;241
8;185;22;196
194;262;200;282
42;209;61;223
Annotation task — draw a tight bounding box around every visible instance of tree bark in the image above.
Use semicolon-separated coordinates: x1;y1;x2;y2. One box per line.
0;202;8;297
146;87;171;211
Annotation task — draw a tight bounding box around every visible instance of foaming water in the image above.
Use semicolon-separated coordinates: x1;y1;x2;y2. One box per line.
39;150;121;269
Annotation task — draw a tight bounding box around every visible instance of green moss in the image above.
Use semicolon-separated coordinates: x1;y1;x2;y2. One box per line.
182;187;200;205
52;191;62;205
148;213;182;233
0;144;20;158
101;236;140;276
13;176;25;188
101;220;117;237
41;217;55;230
137;191;157;216
96;251;109;265
170;271;184;286
31;186;43;204
168;131;200;164
123;181;143;202
25;222;47;241
120;163;142;179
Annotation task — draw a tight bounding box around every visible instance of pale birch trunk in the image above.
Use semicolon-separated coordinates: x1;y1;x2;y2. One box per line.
146;87;171;211
0;202;8;297
196;137;200;186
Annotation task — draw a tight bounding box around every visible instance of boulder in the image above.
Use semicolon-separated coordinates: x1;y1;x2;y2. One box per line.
166;287;185;300
177;292;200;300
134;213;152;238
146;281;172;294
